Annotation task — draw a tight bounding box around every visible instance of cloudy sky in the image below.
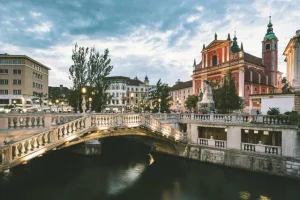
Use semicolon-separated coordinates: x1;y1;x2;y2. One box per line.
0;0;299;87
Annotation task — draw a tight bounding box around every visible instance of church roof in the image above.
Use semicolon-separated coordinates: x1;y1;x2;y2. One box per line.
244;52;263;66
203;40;228;50
169;80;192;91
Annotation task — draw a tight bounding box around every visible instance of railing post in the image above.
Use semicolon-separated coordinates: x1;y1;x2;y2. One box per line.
0;116;8;129
85;116;91;129
209;113;214;122
117;114;123;126
44;115;52;128
191;113;194;120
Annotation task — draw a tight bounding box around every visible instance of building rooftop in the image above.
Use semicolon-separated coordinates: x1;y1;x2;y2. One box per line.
170;80;192;91
244;52;263;67
0;54;51;70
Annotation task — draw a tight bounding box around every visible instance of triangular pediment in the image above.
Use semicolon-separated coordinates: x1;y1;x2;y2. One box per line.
205;40;228;50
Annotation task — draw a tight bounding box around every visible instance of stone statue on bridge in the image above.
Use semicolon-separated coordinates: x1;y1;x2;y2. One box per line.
197;80;215;112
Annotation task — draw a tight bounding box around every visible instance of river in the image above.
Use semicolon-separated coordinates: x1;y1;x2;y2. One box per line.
1;137;300;200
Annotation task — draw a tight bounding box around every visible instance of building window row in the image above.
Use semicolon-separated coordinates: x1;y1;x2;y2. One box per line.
0;79;8;85
13;69;22;74
33;72;43;80
13;79;21;85
13;90;21;95
33;82;43;89
12;59;22;64
0;99;9;104
33;65;42;71
0;69;8;74
0;90;8;95
0;59;23;64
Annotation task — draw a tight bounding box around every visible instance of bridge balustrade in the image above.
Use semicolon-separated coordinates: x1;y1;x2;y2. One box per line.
197;138;227;149
0;113;82;129
0;116;88;166
242;142;282;155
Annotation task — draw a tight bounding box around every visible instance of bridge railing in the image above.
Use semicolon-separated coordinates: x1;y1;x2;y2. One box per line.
91;113;144;128
0;113;82;129
178;113;292;125
0;116;88;166
242;142;282;155
197;138;227;149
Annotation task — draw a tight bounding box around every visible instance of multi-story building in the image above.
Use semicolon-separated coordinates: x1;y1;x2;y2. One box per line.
192;17;282;111
106;76;152;112
169;79;193;112
48;84;70;103
0;54;50;108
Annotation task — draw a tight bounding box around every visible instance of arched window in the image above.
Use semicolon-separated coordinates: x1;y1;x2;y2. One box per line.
212;55;217;66
266;44;270;50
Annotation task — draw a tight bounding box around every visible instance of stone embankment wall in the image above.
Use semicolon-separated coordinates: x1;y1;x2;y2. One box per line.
71;143;102;156
186;145;300;179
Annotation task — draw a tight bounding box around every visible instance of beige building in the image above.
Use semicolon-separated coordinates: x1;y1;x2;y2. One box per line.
169;79;192;112
0;54;50;108
284;30;300;89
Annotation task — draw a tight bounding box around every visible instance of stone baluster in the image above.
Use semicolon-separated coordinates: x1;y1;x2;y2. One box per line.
20;142;25;156
27;139;32;152
16;117;21;128
27;117;32;128
14;145;19;158
33;138;38;149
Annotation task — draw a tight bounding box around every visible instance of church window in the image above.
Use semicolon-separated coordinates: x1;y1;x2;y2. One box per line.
262;89;265;93
254;87;257;91
266;44;270;50
213;55;217;66
274;44;277;50
246;86;250;90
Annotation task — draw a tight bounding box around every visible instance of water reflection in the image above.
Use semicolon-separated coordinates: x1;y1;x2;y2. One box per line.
107;162;147;195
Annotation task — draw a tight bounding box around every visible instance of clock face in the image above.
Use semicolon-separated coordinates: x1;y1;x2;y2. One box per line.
233;53;239;59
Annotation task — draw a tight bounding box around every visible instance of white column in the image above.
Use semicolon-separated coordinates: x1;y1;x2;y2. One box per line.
192;80;196;95
227;45;230;61
202;55;204;68
238;68;245;98
250;84;253;95
205;54;208;67
227;127;241;150
222;47;225;63
294;46;298;80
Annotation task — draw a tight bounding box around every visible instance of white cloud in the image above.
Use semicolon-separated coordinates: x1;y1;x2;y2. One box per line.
186;15;200;23
26;22;52;33
30;11;41;18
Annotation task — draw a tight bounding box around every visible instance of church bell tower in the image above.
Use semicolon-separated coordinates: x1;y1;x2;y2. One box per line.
262;16;278;87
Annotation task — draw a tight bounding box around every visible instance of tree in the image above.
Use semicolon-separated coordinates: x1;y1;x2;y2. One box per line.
185;95;199;111
267;107;280;115
149;79;172;113
69;43;89;112
32;92;48;107
213;71;244;113
87;48;113;112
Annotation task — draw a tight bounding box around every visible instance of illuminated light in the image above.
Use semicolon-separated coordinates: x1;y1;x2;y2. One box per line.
254;130;259;134
263;131;269;135
22;161;27;165
224;128;227;132
38;154;43;157
52;148;57;151
81;87;87;94
245;130;249;133
4;169;10;174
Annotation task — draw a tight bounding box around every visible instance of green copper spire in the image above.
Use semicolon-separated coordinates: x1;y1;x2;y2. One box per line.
215;32;217;40
202;44;205;50
231;31;240;53
194;59;196;67
264;16;277;40
241;42;244;51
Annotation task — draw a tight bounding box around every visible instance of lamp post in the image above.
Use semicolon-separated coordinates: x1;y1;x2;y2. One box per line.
61;102;64;113
88;97;92;112
130;93;134;112
13;100;16;108
176;97;179;113
81;87;87;114
49;102;53;112
55;100;59;113
140;102;143;113
179;100;182;113
158;98;161;113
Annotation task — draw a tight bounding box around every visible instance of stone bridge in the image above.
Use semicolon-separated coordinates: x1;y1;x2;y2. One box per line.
0;113;185;172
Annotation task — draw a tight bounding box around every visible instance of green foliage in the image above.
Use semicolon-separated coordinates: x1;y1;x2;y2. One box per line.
88;48;113;112
213;71;244;113
185;95;199;111
68;44;113;112
149;79;172;113
32;92;48;106
267;107;280;115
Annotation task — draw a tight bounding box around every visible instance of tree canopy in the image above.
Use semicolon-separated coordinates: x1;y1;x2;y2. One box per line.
149;79;172;113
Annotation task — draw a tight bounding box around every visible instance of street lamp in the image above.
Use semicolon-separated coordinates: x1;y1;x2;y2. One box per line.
140;102;143;113
130;93;134;112
61;102;64;113
88;97;92;112
55;99;59;113
13;100;16;108
81;87;87;114
158;98;161;113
